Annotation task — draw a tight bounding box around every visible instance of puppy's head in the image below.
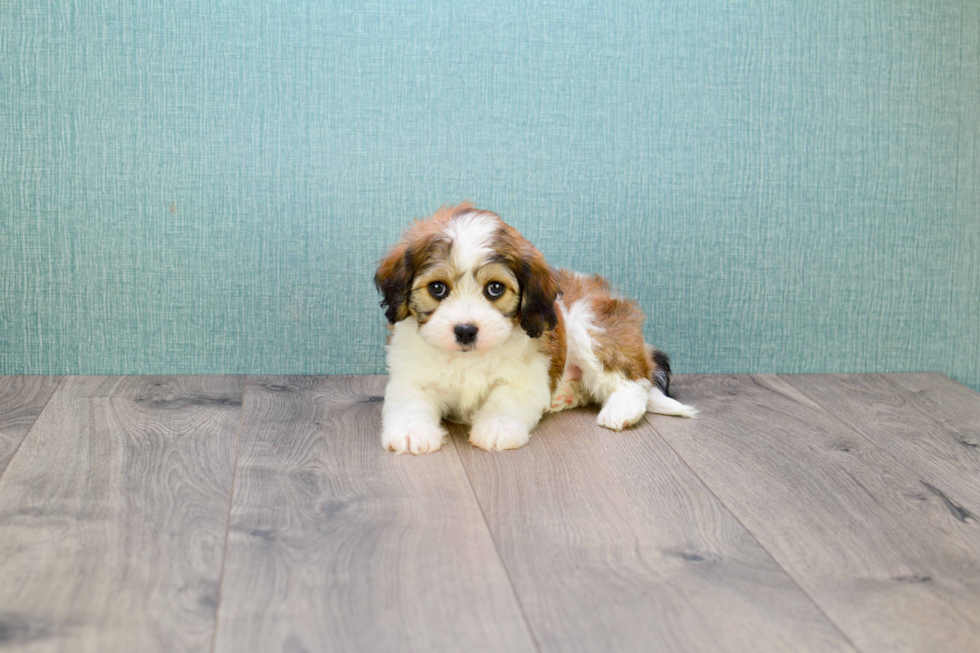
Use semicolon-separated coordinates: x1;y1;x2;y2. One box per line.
375;203;558;353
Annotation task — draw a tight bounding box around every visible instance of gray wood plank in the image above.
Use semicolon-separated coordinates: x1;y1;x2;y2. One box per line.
649;374;980;653
0;375;244;653
212;375;537;653
888;373;980;448
783;373;980;514
0;376;62;477
451;407;857;653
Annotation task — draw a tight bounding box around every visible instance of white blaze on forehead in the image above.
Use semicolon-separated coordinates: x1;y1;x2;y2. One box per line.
445;211;498;272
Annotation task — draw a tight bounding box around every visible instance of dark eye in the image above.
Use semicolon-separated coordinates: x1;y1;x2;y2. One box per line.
485;281;506;299
428;281;448;299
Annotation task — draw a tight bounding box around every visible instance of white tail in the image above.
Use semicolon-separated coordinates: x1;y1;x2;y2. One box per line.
647;386;699;418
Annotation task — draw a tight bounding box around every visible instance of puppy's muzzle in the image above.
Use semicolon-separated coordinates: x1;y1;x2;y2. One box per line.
454;324;478;346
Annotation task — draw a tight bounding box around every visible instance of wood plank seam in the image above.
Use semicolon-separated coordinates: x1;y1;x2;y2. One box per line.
647;374;980;652
212;376;538;652
641;418;864;653
0;375;247;651
450;430;544;653
209;375;250;653
783;374;978;516
0;375;65;483
452;398;861;653
880;374;979;450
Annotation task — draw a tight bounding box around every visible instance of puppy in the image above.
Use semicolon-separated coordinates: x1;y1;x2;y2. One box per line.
374;203;696;454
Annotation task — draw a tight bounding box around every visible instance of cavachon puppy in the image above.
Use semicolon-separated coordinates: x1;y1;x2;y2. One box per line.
374;203;696;454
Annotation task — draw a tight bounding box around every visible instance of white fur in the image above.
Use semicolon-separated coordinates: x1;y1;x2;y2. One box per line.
647;386;699;418
445;211;497;271
559;297;697;428
381;213;696;454
597;381;651;430
415;212;514;355
549;376;589;412
384;318;552;453
561;298;643;403
417;287;514;353
384;294;697;454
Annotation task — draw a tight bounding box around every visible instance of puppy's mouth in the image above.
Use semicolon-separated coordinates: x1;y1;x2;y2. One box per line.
455;343;477;353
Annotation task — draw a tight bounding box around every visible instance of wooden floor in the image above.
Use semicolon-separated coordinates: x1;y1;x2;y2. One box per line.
0;374;978;652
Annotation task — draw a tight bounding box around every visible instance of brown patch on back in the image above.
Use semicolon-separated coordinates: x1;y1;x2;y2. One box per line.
591;297;651;381
556;270;667;383
538;308;567;392
557;271;608;304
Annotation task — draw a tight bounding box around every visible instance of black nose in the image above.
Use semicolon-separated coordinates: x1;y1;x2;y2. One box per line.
454;324;478;345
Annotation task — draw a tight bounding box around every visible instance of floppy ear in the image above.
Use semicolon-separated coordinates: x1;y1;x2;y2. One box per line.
516;247;559;339
374;242;412;324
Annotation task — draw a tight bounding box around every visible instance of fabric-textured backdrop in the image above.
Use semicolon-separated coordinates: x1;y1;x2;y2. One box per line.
2;1;978;389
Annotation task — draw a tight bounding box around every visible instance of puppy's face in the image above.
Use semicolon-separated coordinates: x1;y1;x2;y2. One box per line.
375;204;558;354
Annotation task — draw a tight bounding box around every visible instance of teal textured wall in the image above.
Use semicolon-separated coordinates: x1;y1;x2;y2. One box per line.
2;1;979;389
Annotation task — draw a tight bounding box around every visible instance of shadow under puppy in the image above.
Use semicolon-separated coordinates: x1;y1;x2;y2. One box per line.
375;203;696;454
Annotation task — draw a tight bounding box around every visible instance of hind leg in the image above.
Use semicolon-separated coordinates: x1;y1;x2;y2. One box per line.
592;372;651;431
549;366;591;413
560;285;695;429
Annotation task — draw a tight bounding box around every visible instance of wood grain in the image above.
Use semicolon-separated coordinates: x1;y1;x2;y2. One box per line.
889;373;980;449
451;406;856;653
6;373;979;652
650;374;980;653
783;374;980;514
0;376;62;477
212;376;536;653
0;375;244;652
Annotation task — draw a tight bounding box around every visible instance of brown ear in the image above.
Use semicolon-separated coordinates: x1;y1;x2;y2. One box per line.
374;242;412;324
516;247;559;338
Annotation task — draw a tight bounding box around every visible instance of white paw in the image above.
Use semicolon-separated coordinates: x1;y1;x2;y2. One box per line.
596;396;647;431
470;416;531;452
549;378;589;412
382;419;446;455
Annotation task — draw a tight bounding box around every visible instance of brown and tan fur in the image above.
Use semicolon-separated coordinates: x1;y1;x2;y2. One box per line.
376;202;567;387
539;309;566;392
376;204;670;397
554;270;670;393
374;203;690;455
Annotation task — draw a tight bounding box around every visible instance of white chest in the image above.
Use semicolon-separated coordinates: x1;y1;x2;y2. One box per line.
387;320;550;423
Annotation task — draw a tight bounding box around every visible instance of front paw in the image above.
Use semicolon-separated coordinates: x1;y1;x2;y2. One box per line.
470;416;531;452
382;419;447;455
